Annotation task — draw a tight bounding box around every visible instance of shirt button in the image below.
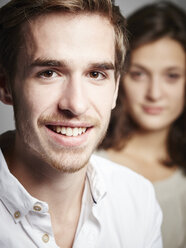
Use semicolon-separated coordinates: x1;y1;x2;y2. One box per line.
42;234;49;243
14;211;20;218
33;204;42;211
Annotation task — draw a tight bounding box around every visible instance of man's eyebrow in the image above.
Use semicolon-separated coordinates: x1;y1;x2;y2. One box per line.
88;62;115;70
30;58;66;67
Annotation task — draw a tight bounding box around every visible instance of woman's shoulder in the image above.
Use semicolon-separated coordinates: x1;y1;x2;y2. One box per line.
153;169;186;202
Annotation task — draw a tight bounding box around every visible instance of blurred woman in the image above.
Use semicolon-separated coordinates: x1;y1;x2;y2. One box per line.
98;2;186;248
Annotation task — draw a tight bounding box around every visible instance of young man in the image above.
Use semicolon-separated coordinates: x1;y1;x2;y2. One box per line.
0;0;162;247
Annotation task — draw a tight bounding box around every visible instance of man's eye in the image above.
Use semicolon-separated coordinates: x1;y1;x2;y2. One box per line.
38;70;57;78
88;71;105;80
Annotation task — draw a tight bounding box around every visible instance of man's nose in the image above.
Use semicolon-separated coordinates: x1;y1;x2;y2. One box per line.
58;76;89;116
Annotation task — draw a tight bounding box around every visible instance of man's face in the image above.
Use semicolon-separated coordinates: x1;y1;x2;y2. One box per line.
11;13;119;172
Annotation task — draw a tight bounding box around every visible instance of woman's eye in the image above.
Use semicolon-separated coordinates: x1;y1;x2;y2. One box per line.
88;71;105;80
129;71;146;81
38;70;58;79
166;73;180;81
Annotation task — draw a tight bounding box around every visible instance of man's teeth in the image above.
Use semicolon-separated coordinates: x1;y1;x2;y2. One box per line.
52;126;87;137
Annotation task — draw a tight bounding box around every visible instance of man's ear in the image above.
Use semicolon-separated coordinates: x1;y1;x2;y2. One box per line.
111;75;120;110
0;69;13;105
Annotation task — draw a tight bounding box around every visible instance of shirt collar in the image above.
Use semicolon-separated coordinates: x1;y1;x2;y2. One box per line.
87;155;107;204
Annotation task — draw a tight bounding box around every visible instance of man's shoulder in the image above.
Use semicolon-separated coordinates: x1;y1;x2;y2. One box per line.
90;153;161;216
89;154;162;247
90;154;156;205
91;153;152;188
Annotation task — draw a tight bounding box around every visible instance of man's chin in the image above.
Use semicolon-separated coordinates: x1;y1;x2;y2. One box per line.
50;161;88;173
40;148;91;173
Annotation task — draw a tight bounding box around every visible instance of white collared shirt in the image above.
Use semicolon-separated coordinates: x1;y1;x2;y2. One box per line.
0;149;162;248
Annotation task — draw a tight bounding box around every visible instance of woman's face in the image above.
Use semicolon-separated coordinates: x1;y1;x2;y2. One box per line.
123;37;185;132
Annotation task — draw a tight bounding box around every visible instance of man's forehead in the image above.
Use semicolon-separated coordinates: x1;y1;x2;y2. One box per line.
22;12;114;51
25;11;113;32
23;12;114;50
18;12;116;76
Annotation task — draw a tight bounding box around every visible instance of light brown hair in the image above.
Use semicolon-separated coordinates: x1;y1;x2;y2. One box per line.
0;0;127;83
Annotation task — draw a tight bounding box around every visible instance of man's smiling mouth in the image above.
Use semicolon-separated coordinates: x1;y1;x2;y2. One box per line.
47;125;87;137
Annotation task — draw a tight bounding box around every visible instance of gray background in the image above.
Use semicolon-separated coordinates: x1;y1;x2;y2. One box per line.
0;0;186;134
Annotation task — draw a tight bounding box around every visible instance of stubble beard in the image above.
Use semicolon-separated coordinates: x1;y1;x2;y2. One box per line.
14;111;110;174
36;123;108;173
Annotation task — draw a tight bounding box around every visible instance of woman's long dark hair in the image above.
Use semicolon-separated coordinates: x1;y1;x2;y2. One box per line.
99;1;186;173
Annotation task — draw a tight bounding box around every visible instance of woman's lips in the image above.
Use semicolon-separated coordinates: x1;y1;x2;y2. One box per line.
142;106;163;115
